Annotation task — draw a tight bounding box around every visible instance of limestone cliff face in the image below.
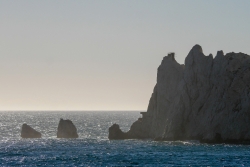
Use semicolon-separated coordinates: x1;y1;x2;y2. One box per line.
109;45;250;143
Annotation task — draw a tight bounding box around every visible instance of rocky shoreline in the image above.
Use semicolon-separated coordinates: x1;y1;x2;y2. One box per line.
109;45;250;144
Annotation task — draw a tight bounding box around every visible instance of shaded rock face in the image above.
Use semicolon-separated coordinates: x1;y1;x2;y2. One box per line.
21;124;41;138
57;119;78;138
108;124;128;139
109;45;250;143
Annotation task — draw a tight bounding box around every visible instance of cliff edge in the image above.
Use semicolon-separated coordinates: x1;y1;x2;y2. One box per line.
109;45;250;143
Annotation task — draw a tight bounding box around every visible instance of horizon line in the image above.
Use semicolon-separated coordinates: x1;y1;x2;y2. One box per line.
0;110;146;112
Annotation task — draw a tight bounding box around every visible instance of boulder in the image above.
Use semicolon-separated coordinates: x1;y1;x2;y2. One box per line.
57;119;78;138
21;124;41;138
109;45;250;144
108;124;128;139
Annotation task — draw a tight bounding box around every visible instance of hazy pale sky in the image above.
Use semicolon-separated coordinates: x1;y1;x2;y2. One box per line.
1;0;250;110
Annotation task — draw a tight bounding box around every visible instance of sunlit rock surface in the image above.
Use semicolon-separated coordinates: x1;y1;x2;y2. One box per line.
21;123;41;138
109;45;250;143
57;119;78;138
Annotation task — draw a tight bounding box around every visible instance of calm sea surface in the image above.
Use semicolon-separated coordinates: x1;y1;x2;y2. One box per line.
0;111;250;166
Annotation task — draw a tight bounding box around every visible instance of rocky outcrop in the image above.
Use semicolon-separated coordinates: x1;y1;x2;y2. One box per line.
57;119;78;138
109;124;128;139
21;124;41;138
109;45;250;143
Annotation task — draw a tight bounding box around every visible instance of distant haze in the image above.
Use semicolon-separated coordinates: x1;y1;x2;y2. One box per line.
1;0;250;110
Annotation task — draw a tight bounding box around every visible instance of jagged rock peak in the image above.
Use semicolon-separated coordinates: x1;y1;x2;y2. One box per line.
21;123;41;138
161;52;180;67
167;52;175;60
216;50;224;57
189;44;203;54
185;44;213;67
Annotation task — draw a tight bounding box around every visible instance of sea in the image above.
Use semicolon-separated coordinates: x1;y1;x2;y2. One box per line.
0;111;250;166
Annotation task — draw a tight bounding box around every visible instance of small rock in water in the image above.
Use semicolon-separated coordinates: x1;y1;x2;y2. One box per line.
108;123;127;140
57;119;78;138
21;124;41;138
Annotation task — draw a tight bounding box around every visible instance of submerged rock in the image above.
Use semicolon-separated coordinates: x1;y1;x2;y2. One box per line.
21;124;41;138
57;119;78;138
109;45;250;144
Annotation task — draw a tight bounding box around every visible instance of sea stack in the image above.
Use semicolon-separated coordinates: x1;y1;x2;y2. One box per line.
109;45;250;144
57;119;78;138
108;124;128;140
21;124;42;138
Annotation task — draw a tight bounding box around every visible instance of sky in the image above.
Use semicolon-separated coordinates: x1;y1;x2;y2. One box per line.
1;0;250;111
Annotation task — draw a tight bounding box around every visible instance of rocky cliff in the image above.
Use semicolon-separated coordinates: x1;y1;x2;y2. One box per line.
109;45;250;143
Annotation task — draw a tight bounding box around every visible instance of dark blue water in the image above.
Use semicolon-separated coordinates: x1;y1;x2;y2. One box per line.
0;111;250;166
